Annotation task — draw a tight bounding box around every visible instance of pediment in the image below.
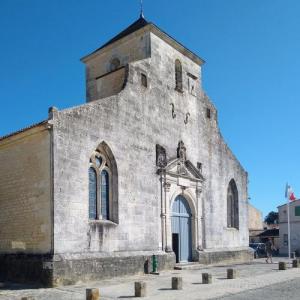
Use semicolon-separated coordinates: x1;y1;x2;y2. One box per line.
165;158;204;182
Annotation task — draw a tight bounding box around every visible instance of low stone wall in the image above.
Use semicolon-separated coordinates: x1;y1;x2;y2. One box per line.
197;248;254;265
0;251;175;287
0;253;53;286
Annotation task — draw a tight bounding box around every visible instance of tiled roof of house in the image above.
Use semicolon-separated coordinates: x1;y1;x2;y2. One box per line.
0;120;48;142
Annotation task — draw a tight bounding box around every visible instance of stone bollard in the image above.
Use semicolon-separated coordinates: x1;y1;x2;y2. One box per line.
292;259;299;268
135;281;147;297
227;268;238;279
279;262;287;270
171;277;183;290
202;273;212;284
86;288;100;300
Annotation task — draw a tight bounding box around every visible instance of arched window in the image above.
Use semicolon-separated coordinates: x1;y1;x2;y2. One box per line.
101;170;109;220
88;142;118;222
227;179;239;229
110;58;120;72
89;167;97;220
175;59;183;92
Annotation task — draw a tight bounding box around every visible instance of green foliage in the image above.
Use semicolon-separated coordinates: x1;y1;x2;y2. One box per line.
264;211;278;224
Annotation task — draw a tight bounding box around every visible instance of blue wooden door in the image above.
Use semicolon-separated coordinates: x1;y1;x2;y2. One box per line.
171;195;192;262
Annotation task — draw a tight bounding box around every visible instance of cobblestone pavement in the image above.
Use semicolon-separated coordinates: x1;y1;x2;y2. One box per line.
215;277;300;300
0;258;299;300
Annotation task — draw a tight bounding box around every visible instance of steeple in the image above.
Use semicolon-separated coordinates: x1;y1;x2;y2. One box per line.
81;14;204;66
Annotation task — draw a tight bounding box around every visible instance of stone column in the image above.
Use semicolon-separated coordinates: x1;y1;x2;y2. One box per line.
196;186;204;250
160;172;166;251
164;179;173;252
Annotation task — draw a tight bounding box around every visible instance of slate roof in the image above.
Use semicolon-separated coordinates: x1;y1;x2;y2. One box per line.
83;16;204;65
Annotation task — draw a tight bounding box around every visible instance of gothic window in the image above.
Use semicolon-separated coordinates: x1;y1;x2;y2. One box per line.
88;167;97;220
101;170;109;220
110;58;120;72
175;59;183;92
88;142;118;223
227;179;239;229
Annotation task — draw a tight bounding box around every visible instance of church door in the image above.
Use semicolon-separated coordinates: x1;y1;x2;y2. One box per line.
171;195;192;263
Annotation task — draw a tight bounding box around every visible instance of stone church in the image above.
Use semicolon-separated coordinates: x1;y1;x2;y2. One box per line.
0;15;252;286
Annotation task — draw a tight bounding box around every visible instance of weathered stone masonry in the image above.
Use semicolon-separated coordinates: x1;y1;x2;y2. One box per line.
0;16;252;286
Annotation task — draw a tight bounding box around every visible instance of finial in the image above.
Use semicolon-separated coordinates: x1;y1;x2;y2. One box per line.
140;0;144;18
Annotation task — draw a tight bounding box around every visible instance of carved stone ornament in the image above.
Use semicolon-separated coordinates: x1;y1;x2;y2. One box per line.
156;144;167;168
177;141;187;162
184;112;190;125
163;182;171;192
170;103;176;119
196;188;202;196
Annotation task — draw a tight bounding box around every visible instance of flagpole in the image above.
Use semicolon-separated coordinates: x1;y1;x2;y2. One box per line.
287;184;291;260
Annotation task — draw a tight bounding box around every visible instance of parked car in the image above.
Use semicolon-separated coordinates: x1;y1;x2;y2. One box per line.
249;243;266;258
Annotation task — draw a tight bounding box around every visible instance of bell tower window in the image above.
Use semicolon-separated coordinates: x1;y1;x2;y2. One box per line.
110;58;120;72
175;59;183;92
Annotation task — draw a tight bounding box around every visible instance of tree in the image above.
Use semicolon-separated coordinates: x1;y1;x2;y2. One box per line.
264;211;279;224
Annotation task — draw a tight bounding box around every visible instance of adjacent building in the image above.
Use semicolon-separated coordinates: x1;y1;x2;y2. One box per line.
248;203;264;243
278;199;300;255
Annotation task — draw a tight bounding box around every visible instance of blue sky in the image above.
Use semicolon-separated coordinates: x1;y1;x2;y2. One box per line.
0;0;299;217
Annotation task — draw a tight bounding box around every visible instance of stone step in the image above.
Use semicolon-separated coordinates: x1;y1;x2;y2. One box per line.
174;262;205;270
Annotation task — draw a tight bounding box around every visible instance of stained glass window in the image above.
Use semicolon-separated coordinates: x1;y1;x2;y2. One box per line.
101;170;109;220
89;167;97;220
95;156;102;168
88;145;116;222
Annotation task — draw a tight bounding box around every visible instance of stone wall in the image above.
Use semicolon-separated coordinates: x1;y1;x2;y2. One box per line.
198;248;253;265
0;251;174;287
248;203;263;230
51;28;248;257
95;67;126;99
0;126;52;254
83;30;150;102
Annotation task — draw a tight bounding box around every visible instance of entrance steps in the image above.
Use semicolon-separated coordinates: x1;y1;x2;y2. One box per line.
174;262;205;270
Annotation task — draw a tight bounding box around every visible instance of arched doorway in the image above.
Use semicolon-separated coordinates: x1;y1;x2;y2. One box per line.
171;195;192;263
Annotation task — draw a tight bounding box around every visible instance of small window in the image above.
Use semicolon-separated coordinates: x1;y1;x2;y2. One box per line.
295;206;300;216
110;58;120;72
175;59;183;92
206;108;211;119
187;73;197;96
141;73;147;87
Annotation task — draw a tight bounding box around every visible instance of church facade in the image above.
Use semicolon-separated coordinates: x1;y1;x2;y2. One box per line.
0;16;252;286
